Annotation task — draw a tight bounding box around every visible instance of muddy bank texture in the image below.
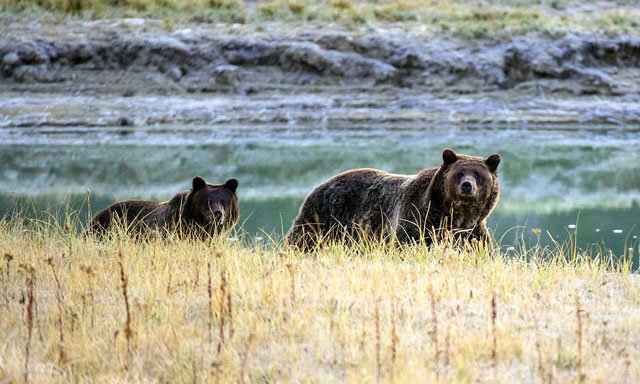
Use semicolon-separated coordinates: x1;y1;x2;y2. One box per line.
1;21;640;126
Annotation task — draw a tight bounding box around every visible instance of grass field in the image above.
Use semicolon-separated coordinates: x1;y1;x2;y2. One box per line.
0;213;639;383
2;0;640;37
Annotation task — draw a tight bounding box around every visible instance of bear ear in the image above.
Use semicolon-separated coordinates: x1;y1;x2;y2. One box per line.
192;176;207;191
486;154;501;173
224;178;238;193
442;148;458;165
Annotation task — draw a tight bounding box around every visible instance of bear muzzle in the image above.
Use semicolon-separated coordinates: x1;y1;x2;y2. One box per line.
461;181;473;194
459;178;477;197
204;205;226;224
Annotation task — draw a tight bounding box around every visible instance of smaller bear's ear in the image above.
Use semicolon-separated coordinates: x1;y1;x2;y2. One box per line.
486;154;501;173
224;179;238;193
192;176;207;191
442;148;458;165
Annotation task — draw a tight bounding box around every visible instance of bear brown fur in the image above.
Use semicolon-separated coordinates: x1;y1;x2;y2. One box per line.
88;176;239;239
286;148;500;250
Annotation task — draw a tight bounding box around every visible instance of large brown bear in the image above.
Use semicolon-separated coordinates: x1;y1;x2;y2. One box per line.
286;149;500;250
88;176;239;239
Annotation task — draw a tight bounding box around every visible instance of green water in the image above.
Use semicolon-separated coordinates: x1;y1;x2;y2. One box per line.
1;123;638;261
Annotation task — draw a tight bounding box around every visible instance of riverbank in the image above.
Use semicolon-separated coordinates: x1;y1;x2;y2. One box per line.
2;18;640;126
2;13;639;255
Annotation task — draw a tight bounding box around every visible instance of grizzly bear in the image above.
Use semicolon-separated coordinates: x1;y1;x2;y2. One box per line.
88;176;239;239
286;149;500;250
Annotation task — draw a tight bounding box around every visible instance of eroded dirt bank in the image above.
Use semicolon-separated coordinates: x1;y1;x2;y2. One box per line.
1;20;640;126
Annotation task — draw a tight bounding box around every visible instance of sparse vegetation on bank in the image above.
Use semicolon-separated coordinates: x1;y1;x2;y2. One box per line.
0;212;638;382
2;0;640;37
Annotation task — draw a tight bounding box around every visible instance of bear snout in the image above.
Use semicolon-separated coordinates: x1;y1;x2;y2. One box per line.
461;181;472;194
203;205;225;223
459;179;476;196
213;208;224;221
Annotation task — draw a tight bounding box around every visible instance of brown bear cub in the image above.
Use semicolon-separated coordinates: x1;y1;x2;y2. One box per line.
287;149;500;250
88;176;239;239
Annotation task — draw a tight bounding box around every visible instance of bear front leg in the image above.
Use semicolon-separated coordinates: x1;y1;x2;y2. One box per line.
395;219;435;246
286;220;324;252
470;221;494;251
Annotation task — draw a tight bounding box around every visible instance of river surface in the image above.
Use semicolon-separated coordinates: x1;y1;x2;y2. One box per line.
1;120;638;261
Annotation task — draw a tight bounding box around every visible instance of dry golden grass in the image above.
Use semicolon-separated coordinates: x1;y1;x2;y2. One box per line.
0;214;639;383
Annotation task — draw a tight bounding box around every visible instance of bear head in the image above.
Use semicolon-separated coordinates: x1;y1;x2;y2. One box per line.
188;176;239;231
440;148;500;207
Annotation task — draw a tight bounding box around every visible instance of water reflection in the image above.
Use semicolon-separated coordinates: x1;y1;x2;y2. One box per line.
1;123;638;260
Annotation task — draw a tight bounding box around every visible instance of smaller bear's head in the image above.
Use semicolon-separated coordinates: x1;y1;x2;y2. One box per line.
441;148;500;204
189;176;239;230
